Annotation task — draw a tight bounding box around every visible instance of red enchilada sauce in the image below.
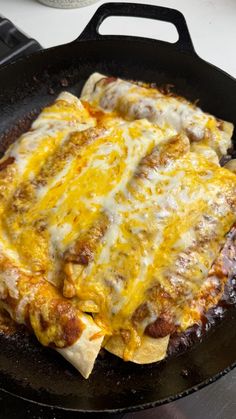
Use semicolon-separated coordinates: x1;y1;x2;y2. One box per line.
168;226;236;356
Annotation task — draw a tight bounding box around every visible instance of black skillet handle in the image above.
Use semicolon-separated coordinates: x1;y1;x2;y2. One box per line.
0;17;41;66
77;2;195;54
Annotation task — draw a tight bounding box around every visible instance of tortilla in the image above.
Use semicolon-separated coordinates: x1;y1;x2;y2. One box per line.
81;72;233;158
57;314;104;378
105;334;169;364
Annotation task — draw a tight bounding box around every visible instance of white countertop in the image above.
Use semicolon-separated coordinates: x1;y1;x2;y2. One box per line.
1;0;236;77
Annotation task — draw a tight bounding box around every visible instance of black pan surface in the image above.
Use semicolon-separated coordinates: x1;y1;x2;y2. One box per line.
0;3;236;413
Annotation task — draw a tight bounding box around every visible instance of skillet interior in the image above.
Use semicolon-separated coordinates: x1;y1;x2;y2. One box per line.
0;5;236;412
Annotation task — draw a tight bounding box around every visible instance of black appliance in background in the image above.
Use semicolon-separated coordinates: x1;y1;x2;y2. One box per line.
0;16;41;64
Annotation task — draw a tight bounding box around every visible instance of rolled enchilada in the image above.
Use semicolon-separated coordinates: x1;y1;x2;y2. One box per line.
81;73;233;160
0;92;104;378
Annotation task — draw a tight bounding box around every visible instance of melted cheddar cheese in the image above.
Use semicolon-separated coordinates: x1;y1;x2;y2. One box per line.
0;85;235;366
71;134;236;358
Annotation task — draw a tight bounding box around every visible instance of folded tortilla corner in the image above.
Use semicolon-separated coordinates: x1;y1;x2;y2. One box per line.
105;334;169;364
56;91;81;104
81;72;105;98
57;314;104;379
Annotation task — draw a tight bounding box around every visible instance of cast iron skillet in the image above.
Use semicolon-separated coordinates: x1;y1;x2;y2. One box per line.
0;2;236;414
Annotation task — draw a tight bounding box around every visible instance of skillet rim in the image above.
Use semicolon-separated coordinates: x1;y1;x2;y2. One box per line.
0;360;236;414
